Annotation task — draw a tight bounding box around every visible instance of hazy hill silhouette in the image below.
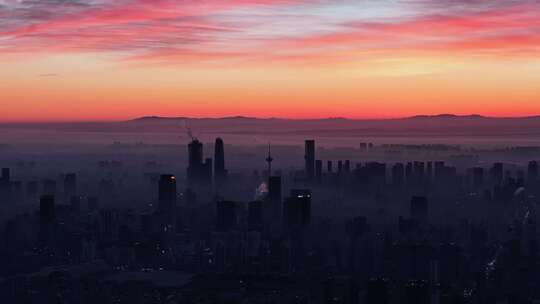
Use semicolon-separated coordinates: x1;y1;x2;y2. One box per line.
1;114;540;145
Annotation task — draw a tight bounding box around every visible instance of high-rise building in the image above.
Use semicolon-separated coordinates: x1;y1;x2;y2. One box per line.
26;181;38;197
405;162;413;184
0;168;11;204
434;161;445;180
64;173;77;198
392;163;405;186
344;160;351;173
248;200;263;230
40;195;56;220
158;174;177;216
188;139;203;168
365;162;387;187
214;138;227;184
187;139;203;183
472;167;484;188
1;168;10;182
42;179;57;196
216;200;237;231
413;161;425;183
426;161;433;181
187;139;212;185
315;160;322;183
490;162;503;185
305;140;315;181
327;161;333;173
88;196;99;212
70;195;81;213
528;161;538;184
268;176;282;220
283;189;311;229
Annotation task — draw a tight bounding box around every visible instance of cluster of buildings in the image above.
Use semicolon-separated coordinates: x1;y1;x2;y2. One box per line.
0;138;539;303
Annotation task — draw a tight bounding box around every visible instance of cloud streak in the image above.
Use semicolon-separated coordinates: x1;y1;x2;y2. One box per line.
1;0;539;64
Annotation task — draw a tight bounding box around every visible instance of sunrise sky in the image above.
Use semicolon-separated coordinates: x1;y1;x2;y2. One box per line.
1;0;540;122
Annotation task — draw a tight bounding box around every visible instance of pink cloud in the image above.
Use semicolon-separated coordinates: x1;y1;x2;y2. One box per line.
274;3;540;58
1;0;540;64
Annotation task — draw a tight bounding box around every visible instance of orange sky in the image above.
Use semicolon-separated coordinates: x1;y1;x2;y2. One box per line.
1;0;540;122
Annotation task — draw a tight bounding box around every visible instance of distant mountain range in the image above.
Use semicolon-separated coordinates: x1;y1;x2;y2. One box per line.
130;114;540;122
1;114;540;144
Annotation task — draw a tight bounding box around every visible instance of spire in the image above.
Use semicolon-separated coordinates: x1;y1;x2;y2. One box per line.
265;143;273;177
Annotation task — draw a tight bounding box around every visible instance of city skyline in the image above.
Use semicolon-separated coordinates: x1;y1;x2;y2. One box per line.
1;1;540;121
2;2;540;302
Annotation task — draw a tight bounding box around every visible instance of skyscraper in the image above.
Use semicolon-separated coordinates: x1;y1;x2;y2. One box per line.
64;173;77;198
42;179;57;196
216;200;237;231
158;174;177;216
392;163;405;187
472;167;484;188
1;168;10;182
0;168;11;204
305;140;315;181
40;195;56;220
283;189;311;229
344;160;351;173
315;160;322;183
405;162;413;184
188;139;203;179
248;200;263;230
528;161;538;184
413;161;425;184
214;138;227;184
268;176;282;221
187;139;212;185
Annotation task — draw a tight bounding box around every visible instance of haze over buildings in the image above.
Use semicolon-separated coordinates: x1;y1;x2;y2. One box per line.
1;0;540;303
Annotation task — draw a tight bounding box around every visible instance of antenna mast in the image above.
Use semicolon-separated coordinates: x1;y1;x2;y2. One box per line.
265;143;273;177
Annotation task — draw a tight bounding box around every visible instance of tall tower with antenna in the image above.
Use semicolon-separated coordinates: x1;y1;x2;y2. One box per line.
266;143;273;177
266;143;282;222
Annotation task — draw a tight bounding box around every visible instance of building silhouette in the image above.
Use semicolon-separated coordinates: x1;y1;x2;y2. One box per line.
268;176;282;221
305;140;315;181
283;189;311;229
214;138;228;185
42;179;57;196
187;139;212;185
528;160;538;183
216;200;237;231
392;163;405;187
64;173;77;199
158;174;176;216
248;200;263;230
315;160;322;183
472;167;484;188
40;195;56;220
0;168;11;204
1;168;10;182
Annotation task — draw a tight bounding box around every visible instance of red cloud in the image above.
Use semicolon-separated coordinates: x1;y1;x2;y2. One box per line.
273;3;540;59
1;1;539;63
